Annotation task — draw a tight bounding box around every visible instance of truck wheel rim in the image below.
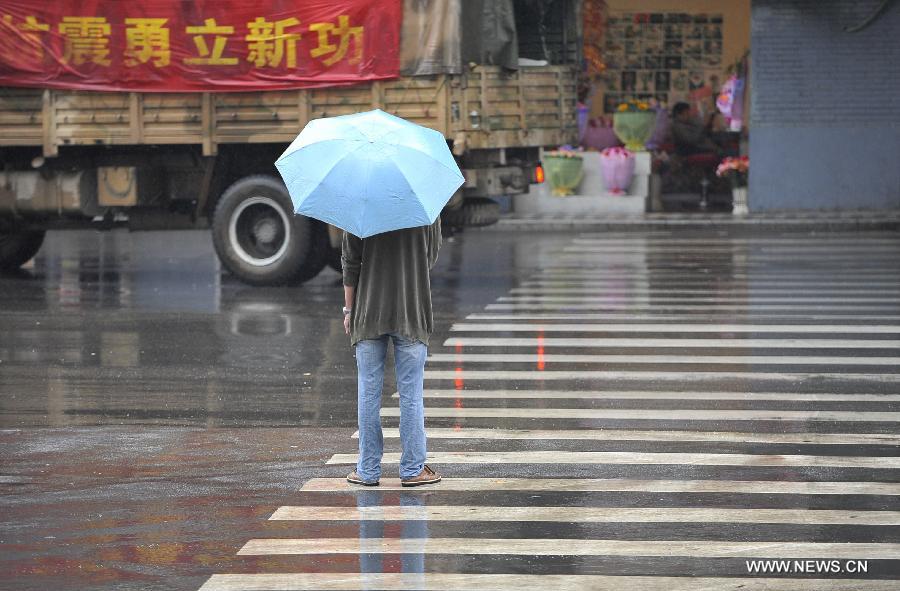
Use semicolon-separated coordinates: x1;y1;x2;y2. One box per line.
228;196;291;267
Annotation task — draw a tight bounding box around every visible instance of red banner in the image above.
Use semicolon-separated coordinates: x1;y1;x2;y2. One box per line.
0;0;402;92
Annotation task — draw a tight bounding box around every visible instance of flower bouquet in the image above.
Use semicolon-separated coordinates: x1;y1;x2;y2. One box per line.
543;145;584;196
717;156;750;215
582;116;620;151
613;100;656;151
716;156;749;188
599;146;635;194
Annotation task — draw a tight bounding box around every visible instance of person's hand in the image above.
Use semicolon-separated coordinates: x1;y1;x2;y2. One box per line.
344;313;350;335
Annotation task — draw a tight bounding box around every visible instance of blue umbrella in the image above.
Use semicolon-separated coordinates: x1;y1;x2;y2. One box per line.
275;109;464;238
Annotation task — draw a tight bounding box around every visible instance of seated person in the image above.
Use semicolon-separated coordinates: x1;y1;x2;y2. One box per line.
670;102;722;156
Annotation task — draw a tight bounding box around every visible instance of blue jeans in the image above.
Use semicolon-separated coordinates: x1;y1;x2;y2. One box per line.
355;333;427;480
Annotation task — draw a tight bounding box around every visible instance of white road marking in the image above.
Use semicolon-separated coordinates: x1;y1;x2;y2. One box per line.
394;389;900;402
498;295;900;304
513;286;900;295
425;369;900;383
197;573;900;591
327;451;900;469
427;353;900;365
237;538;900;559
485;303;900;311
381;407;900;422
368;427;900;445
300;477;900;495
450;323;900;334
465;313;900;322
270;505;900;525
442;337;900;349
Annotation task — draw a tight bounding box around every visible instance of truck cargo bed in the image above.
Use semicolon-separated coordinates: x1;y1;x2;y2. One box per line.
1;66;576;157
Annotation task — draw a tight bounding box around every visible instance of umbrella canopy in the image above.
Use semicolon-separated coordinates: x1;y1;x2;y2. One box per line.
275;109;464;238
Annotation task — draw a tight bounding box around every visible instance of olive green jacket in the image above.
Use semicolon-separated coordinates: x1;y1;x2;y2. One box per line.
341;219;441;346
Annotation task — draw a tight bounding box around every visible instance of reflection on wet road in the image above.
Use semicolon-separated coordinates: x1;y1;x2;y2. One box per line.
1;228;523;428
2;228;900;590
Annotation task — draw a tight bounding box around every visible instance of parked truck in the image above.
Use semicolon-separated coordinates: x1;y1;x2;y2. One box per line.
0;0;579;285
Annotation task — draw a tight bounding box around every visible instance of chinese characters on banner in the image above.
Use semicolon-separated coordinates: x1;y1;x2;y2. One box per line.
0;0;401;92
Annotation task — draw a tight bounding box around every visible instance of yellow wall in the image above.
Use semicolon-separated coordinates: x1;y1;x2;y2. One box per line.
593;0;751;119
605;0;750;68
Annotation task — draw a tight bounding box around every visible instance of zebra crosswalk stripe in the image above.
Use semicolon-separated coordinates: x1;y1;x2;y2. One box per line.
197;573;900;591
427;353;900;365
326;451;900;469
269;505;900;525
299;477;900;495
449;323;900;333
513;286;900;294
443;337;900;349
394;389;900;402
380;407;900;422
425;369;900;382
368;428;899;446
484;300;898;312
237;538;900;559
466;313;900;321
498;295;900;303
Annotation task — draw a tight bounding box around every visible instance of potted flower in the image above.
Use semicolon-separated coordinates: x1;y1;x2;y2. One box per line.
599;146;635;194
543;145;584;196
612;99;656;151
716;156;749;215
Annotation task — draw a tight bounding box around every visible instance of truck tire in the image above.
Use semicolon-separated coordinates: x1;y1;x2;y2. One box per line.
0;225;45;271
212;175;312;286
292;220;330;284
441;197;500;228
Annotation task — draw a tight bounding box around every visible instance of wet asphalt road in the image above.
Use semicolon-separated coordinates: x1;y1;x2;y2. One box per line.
1;227;899;590
0;227;562;590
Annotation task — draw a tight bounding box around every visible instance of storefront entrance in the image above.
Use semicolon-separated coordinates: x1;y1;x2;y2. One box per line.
583;0;751;212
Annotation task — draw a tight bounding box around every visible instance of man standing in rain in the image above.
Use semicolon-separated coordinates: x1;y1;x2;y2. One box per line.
341;219;443;487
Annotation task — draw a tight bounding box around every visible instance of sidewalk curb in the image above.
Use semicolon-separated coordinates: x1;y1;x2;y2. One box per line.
491;212;900;233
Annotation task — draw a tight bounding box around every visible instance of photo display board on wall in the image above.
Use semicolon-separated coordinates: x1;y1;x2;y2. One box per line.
603;12;724;113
